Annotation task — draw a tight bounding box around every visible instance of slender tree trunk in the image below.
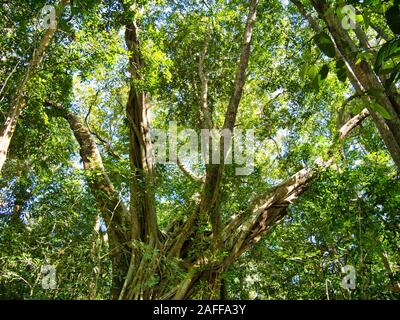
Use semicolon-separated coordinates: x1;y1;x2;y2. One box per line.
380;251;400;294
45;101;131;299
309;0;400;169
47;1;374;300
199;0;259;249
88;214;102;299
0;0;69;173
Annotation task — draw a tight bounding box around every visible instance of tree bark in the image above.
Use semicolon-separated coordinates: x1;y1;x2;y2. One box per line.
125;22;159;245
50;103;368;300
45;101;131;299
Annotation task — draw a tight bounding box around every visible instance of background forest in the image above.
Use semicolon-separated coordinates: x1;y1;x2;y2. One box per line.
0;0;399;300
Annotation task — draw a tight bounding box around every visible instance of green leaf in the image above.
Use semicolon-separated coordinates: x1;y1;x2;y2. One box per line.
371;102;392;120
385;5;400;35
299;63;309;81
319;64;329;80
384;63;400;90
363;14;370;30
374;39;400;74
335;60;347;82
355;14;364;24
307;65;319;80
314;32;336;58
312;75;320;92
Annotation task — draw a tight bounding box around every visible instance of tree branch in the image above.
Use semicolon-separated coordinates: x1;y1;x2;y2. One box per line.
222;106;371;266
44;99;131;298
199;0;259;246
177;158;205;183
339;108;370;142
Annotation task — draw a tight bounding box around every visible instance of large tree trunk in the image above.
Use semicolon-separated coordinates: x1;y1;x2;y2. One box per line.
124;22;159;245
117;0;260;300
0;0;69;173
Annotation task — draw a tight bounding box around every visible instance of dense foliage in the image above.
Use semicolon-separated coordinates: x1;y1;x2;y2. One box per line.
0;0;399;300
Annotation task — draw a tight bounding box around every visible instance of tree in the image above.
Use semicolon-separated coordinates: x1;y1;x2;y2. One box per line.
0;0;398;300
